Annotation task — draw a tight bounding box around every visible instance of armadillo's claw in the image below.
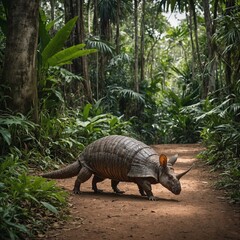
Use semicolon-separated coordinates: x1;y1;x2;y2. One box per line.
73;188;81;194
148;196;159;201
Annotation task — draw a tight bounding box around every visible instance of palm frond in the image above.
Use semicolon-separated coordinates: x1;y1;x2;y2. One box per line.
109;86;145;104
86;37;113;55
108;53;131;66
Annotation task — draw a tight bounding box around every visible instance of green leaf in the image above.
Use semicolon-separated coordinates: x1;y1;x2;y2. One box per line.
24;193;39;204
0;127;11;145
53;90;64;102
41;201;58;214
110;117;118;128
76;120;90;128
83;103;92;120
90;114;109;123
41;16;78;67
48;44;97;67
39;9;51;52
46;15;63;32
6;221;29;234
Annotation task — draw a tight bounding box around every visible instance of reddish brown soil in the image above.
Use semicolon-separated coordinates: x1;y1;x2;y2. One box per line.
44;144;240;240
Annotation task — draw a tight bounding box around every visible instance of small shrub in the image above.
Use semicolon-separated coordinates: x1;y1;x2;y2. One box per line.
0;113;37;155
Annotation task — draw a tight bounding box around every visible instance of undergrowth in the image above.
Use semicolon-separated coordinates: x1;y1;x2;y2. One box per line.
188;93;240;204
0;104;132;239
0;155;68;240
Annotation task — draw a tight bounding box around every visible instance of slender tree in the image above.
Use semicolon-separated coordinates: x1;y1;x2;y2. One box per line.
202;0;217;95
50;0;55;21
134;0;139;93
223;0;239;93
93;0;99;35
79;0;93;102
116;0;120;54
64;0;93;102
189;0;202;72
186;7;196;80
140;0;145;83
98;0;113;97
2;0;39;121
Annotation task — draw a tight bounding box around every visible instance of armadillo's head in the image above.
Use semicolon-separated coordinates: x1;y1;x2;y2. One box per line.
158;154;192;195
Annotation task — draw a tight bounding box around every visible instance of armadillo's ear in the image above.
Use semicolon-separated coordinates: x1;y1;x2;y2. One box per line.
159;154;167;167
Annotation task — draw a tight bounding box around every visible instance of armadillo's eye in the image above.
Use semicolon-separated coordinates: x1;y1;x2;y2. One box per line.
168;174;173;180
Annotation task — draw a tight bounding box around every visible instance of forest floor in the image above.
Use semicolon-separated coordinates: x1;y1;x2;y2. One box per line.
43;144;240;240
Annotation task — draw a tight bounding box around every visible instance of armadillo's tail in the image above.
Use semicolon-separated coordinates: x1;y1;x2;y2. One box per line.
41;160;81;179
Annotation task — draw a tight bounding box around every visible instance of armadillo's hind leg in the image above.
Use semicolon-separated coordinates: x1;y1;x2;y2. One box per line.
73;167;92;194
92;175;105;193
111;180;125;194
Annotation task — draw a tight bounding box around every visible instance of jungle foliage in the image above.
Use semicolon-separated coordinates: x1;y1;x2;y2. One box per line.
0;0;240;238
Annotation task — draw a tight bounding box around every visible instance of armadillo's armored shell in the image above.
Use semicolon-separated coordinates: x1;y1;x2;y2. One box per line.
79;135;160;181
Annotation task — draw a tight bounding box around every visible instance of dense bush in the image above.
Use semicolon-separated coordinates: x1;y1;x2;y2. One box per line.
132;86;200;144
0;114;37;155
0;155;67;240
185;90;240;203
37;102;132;167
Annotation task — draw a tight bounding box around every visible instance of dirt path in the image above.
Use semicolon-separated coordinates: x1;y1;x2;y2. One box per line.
45;144;240;240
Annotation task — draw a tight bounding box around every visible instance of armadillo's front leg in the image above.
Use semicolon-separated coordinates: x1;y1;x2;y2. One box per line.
73;167;92;194
137;184;146;196
111;180;125;194
135;179;158;201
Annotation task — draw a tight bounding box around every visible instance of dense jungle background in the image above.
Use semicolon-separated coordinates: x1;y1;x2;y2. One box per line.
0;0;239;239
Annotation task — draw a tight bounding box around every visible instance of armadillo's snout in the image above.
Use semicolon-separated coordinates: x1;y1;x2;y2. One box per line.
174;188;181;195
172;185;181;195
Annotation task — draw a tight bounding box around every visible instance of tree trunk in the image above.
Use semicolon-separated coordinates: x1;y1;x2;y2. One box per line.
64;0;76;73
79;0;93;102
186;10;195;80
202;0;217;94
115;0;121;55
50;0;55;21
140;0;145;84
134;0;139;93
93;0;99;35
224;0;236;93
189;0;202;72
2;0;39;122
64;0;93;103
49;0;56;36
189;0;205;97
92;0;99;99
98;2;112;98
